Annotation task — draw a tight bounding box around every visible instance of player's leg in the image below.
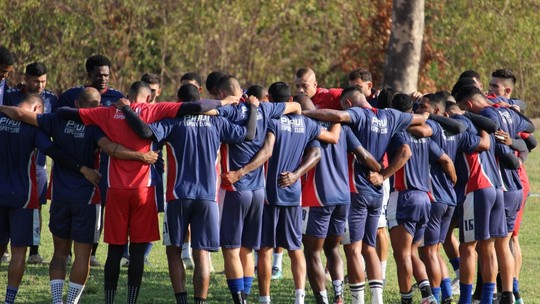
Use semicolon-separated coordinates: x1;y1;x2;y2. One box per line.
323;204;347;304
272;247;284;279
438;206;456;303
280;206;306;304
68;241;93;304
376;178;390;284
363;195;385;303
257;246;272;303
48;200;72;304
28;167;48;265
390;225;415;303
303;206;330;303
164;199;189;303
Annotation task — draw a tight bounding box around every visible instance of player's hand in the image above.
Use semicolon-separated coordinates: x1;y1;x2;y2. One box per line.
410;91;424;102
141;150;159;164
278;172;298;188
114;98;131;110
221;95;240;106
221;170;243;185
368;172;384;186
80;166;102;187
495;129;512;146
246;95;260;107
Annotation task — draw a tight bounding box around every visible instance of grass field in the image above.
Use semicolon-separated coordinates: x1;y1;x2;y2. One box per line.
1;156;540;303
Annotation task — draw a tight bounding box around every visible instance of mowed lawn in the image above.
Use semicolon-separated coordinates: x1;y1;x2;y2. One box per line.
1;153;540;303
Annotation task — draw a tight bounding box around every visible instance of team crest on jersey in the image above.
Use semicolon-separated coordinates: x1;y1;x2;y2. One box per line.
370;116;388;134
64;120;86;138
0;117;21;133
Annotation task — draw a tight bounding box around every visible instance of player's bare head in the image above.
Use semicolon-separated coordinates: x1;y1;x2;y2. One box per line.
128;81;152;103
268;82;292;103
459;70;483;89
455;85;486;113
24;62;48;94
0;45;14;81
489;68;516;98
177;83;201;103
348;68;373;97
451;77;478;98
417;93;445;115
181;72;203;90
391;93;413;113
293;94;315;111
294;68;317;98
76;87;101;109
246;85;268;102
85;55;111;91
206;71;225;98
377;87;398;109
19;93;43;113
217;74;242;99
339;86;369;110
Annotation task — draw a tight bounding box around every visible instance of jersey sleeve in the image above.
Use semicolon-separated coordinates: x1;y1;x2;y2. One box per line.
149;119;177;143
88;125;106;144
143;102;182;123
388;109;413;135
387;132;408;156
510;110;534;133
306;139;322;149
428;140;445;163
343;125;362;152
346;108;366;126
79;107;110;126
33;127;54;152
217;117;247;143
456;132;481;153
36;113;57;136
306;118;323;141
264;102;286;119
216;104;241;122
267;119;278;135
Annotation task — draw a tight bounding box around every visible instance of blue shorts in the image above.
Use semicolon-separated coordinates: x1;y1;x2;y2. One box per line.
460;188;507;243
423;201;455;246
37;168;48;205
503;190;523;232
220;189;264;249
163;199;219;251
0;206;40;247
260;205;302;250
49;201;101;244
302;205;348;238
345;192;383;246
387;190;431;244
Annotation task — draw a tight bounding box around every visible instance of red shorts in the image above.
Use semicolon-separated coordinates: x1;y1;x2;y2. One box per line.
512;166;530;237
104;187;160;245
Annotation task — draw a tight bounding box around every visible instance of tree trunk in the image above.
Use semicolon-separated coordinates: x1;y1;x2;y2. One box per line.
382;0;425;94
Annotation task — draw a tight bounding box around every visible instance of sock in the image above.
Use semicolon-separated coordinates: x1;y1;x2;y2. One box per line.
127;285;140;304
380;260;387;281
294;289;305;304
29;245;39;256
499;291;513;304
332;280;343;297
66;282;84;304
349;282;365;304
314;290;329;304
50;279;64;304
418;280;433;298
104;244;123;302
369;280;384;304
513;277;521;300
400;290;413;304
243;277;253;296
175;292;188;304
481;282;496;304
227;278;244;304
441;277;453;300
105;289;116;304
432;286;441;302
194;297;207;304
5;286;19;304
144;243;153;259
182;243;191;259
273;252;283;270
259;295;271;304
459;283;473;304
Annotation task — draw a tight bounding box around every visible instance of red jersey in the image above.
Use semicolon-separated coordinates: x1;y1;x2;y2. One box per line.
311;87;343;110
79;102;181;189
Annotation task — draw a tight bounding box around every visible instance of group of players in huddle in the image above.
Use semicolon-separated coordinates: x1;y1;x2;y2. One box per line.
0;45;535;304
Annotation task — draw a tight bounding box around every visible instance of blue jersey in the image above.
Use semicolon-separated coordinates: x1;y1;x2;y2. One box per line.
217;102;286;191
425;120;455;205
302;124;360;207
151;115;247;202
37;114;105;204
0;114;54;208
346;107;413;196
54;85;125;111
265;115;322;206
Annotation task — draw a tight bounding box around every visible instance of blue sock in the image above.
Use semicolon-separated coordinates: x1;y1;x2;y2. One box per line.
450;257;460;271
144;243;153;258
441;278;453;300
227;278;244;294
480;282;495;304
243;276;253;295
5;286;18;304
459;283;473;304
432;287;441;302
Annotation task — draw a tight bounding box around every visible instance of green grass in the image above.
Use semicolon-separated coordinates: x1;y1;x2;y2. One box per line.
2;155;540;303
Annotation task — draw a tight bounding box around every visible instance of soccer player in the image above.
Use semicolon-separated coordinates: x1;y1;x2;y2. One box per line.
181;72;204;94
246;84;269;102
348;67;379;107
0;46;14;106
488;69;516;100
5;62;58;264
0;94;101;304
294;68;342;110
56;81;237;303
141;73;162;104
303;86;428;304
459;70;484;90
205;71;225;99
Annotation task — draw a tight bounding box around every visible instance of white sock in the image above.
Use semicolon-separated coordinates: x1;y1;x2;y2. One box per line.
294;289;305;304
259;295;271;303
317;290;329;304
50;279;64;304
380;260;387;281
66;282;84;304
273;252;283;270
369;280;384;304
181;243;191;259
349;282;365;304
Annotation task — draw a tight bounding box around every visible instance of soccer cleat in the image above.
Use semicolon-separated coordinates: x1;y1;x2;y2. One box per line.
120;257;130;267
182;257;194;270
271;267;282;280
442;297;454;304
333;295;343;304
451;278;460;295
90;255;101;267
421;295;438;304
27;254;47;265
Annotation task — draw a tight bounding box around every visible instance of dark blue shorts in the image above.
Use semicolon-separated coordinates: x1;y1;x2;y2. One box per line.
220;189;264;249
163;199;219;251
49;201;101;244
0;206;40;247
503;189;523;232
302;205;348;238
345;192;383;246
423;201;455;246
37;168;48;205
459;188;507;243
260;205;302;250
387;190;431;244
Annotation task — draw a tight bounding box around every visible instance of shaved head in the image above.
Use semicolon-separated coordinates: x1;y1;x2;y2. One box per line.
77;87;101;108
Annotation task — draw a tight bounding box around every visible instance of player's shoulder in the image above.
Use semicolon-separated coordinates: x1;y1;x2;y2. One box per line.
105;87;125;98
61;85;84;96
5;87;22;95
42;89;58;98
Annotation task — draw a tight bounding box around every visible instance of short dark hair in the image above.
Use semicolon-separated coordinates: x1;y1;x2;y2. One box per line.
455;86;483;104
268;82;291;103
391;93;413;112
21;93;43;106
451;77;477;97
128;81;151;97
435;90;452;101
340;85;363;101
177;84;201;102
0;46;14;66
423;93;446;110
25;62;47;77
85;55;111;73
216;74;238;96
246;85;265;100
141;73;160;85
492;69;516;85
205;71;225;94
459;70;481;81
445;101;460;113
181;72;202;87
295;68;311;79
377;87;397;109
348;68;372;82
